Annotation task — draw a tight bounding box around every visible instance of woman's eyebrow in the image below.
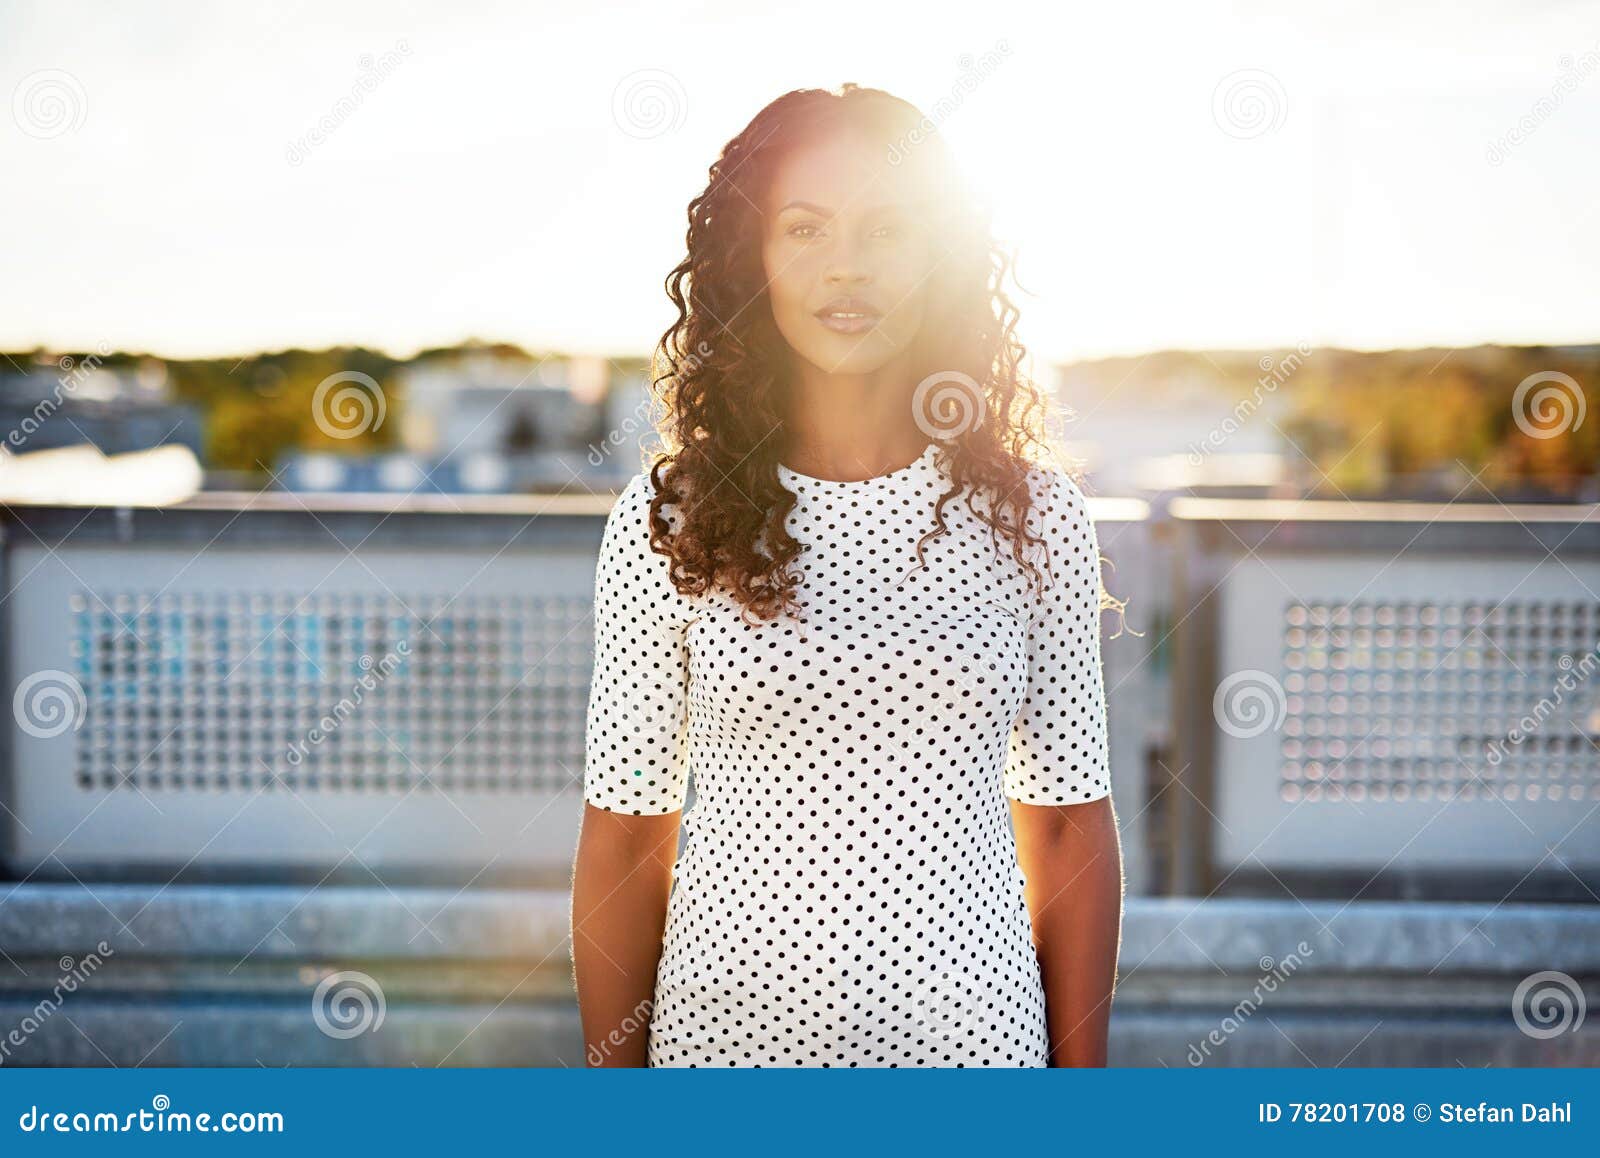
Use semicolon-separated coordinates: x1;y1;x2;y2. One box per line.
775;199;915;218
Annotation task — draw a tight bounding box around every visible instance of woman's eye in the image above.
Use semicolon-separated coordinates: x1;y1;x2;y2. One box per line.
788;222;821;239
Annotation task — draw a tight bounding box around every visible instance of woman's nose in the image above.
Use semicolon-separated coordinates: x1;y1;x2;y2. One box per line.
825;249;870;285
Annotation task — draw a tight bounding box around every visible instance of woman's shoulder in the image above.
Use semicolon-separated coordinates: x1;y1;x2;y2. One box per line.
596;463;699;618
607;458;686;537
1002;458;1100;596
961;454;1093;543
1024;460;1094;537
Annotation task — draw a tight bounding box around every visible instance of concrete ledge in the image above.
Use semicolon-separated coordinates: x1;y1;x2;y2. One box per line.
4;886;1597;970
0;885;1595;1066
0;1000;581;1067
1111;1011;1598;1068
0;883;573;961
1119;896;1600;974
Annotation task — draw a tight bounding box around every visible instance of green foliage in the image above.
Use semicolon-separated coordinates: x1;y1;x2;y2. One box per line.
1277;346;1600;498
163;347;402;476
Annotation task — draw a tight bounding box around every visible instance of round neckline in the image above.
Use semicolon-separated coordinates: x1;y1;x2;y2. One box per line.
777;440;939;488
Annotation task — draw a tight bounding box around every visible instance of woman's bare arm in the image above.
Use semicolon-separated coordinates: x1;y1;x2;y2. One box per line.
1010;794;1124;1067
570;802;682;1067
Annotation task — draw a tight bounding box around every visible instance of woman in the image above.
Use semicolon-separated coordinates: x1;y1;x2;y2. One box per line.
571;82;1124;1067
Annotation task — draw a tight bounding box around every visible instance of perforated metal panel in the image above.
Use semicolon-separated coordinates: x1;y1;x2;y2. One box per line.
1213;553;1600;872
5;539;598;879
70;590;590;794
1279;600;1600;806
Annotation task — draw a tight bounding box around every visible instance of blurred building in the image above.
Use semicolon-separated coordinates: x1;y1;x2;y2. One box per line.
274;351;656;495
0;357;203;459
1052;356;1294;497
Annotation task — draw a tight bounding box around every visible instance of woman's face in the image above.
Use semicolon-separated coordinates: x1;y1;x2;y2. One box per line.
760;128;937;378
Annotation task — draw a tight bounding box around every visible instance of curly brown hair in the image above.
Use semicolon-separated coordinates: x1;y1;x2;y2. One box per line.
643;82;1119;628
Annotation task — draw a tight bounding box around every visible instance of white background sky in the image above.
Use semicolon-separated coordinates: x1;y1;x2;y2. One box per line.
2;0;1597;364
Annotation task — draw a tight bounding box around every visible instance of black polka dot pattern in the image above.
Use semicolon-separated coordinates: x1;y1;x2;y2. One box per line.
583;440;1111;1066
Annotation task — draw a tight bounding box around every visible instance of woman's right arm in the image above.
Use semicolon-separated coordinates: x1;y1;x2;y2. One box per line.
572;803;680;1066
571;472;694;1066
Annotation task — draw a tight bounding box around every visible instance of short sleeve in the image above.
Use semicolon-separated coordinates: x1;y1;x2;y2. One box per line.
1003;471;1112;805
583;472;694;815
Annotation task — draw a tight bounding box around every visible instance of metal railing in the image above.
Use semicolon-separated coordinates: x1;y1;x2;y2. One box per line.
1165;497;1600;900
2;491;1596;901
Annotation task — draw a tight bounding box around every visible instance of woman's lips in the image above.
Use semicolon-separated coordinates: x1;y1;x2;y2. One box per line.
814;310;881;334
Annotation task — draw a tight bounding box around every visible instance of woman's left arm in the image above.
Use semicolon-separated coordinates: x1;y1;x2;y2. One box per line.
1011;795;1124;1067
1002;468;1123;1065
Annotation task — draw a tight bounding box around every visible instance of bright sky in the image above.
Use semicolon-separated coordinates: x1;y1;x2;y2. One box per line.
2;0;1597;364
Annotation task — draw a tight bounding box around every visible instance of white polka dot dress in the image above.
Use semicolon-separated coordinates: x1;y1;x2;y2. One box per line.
583;440;1111;1067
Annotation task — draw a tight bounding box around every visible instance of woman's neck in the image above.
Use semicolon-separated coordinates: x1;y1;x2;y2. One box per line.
781;352;930;480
